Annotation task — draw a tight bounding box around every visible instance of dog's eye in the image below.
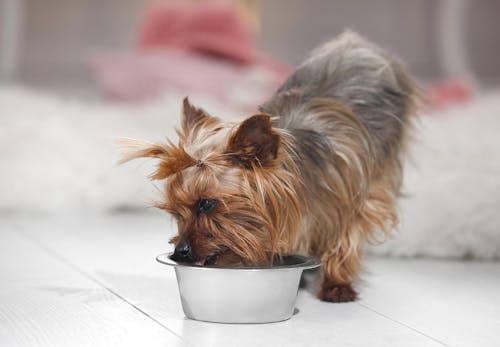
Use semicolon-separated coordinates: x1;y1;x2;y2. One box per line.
198;199;218;214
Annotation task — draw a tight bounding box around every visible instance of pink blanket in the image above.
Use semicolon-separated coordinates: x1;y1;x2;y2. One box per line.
90;1;290;102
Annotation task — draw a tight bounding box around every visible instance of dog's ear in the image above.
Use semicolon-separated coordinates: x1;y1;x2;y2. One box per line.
182;97;213;134
227;114;280;167
115;138;195;179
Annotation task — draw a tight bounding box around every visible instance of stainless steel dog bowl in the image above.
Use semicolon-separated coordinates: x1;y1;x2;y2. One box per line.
156;253;320;323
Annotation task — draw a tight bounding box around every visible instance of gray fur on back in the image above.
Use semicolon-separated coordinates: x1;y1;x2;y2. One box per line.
260;31;417;161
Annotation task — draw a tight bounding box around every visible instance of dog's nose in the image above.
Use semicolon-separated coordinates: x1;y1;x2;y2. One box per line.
172;241;193;263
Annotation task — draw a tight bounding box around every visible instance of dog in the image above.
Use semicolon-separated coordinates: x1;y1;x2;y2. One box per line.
119;31;417;302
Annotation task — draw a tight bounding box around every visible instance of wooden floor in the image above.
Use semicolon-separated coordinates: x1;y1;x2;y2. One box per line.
1;214;499;347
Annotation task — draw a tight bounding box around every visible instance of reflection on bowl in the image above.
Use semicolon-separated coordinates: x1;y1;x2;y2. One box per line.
156;253;321;323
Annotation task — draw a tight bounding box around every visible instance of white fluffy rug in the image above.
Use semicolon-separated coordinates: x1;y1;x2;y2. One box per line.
0;87;240;214
1;87;499;259
368;93;500;260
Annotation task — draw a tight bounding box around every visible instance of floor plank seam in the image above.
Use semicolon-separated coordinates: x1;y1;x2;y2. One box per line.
8;219;193;347
356;302;450;347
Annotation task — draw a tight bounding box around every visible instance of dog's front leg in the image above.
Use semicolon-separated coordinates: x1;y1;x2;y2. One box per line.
318;246;361;303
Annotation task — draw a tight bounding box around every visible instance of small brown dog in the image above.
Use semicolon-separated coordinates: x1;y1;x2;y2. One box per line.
119;32;417;302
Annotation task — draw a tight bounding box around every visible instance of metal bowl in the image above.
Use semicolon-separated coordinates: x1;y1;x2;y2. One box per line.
156;253;321;324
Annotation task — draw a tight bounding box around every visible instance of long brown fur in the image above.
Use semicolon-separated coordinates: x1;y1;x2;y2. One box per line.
118;32;417;302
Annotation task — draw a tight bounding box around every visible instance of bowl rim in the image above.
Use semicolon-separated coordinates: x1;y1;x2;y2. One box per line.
156;252;321;271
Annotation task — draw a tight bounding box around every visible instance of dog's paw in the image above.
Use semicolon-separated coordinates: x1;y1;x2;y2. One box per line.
320;283;358;303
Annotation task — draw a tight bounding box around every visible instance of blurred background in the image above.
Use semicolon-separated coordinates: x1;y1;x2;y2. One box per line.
1;0;499;259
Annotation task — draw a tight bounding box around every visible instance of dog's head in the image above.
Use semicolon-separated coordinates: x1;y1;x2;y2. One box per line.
119;98;301;266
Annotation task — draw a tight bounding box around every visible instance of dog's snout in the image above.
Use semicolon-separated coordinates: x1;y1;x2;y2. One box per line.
172;241;193;263
177;242;191;256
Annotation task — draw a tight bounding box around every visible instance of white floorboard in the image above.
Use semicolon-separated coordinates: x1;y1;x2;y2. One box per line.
5;214;500;346
0;219;181;347
360;258;500;347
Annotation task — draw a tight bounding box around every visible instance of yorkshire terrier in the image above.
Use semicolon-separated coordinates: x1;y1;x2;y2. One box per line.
119;32;417;302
